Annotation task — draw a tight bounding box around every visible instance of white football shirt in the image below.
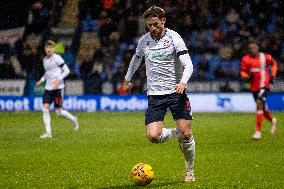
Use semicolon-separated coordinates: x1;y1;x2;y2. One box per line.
43;53;65;90
135;28;189;95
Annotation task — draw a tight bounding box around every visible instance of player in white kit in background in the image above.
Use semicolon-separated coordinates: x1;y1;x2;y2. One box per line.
36;40;79;139
123;7;195;182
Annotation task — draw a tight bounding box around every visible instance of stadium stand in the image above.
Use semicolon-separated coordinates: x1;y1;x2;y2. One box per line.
0;0;283;94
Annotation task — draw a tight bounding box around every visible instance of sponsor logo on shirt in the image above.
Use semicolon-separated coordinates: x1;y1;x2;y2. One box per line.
145;50;173;61
250;68;260;72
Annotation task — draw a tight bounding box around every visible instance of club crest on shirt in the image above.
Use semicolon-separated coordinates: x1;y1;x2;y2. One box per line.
163;40;170;47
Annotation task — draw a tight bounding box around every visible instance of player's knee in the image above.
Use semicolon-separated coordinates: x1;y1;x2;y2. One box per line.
147;133;160;143
257;104;264;110
256;100;264;110
179;129;192;140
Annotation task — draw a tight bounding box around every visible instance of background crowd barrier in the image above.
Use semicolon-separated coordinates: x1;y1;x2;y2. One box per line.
0;93;283;112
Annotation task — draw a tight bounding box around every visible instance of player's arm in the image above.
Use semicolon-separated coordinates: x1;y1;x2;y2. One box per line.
240;57;250;80
55;54;70;80
53;55;70;89
58;63;70;80
268;54;277;83
240;71;249;78
172;32;193;94
36;73;46;87
123;55;143;92
52;63;70;89
176;51;193;94
123;39;144;92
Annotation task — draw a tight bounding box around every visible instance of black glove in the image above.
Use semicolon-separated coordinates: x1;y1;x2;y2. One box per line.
270;76;276;84
244;75;253;82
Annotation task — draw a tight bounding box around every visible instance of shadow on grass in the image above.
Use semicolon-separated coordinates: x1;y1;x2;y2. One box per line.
98;181;182;189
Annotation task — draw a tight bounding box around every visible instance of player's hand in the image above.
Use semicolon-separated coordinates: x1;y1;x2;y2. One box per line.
36;81;42;87
244;75;253;82
122;80;132;94
52;79;60;89
175;82;186;94
270;76;276;84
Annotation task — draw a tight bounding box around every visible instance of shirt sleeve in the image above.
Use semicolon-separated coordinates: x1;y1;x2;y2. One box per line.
54;54;69;80
172;32;188;55
266;54;277;77
55;54;65;66
240;56;249;78
58;64;70;80
124;55;142;82
179;53;193;84
135;38;145;58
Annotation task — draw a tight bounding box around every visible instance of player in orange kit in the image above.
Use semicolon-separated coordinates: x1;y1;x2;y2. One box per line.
240;42;277;140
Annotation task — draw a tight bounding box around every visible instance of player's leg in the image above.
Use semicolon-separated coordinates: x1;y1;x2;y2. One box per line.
256;99;264;131
270;116;277;134
263;102;277;134
146;121;176;143
54;89;79;130
253;99;264;139
176;119;195;182
145;95;174;143
56;107;79;130
253;88;276;139
251;91;262;139
40;90;52;138
169;93;195;182
263;104;273;122
146;121;163;143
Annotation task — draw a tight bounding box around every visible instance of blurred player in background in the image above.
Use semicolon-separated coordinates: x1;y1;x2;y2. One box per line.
36;40;79;139
123;6;195;182
240;42;277;140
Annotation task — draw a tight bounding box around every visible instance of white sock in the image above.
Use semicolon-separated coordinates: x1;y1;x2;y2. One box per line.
179;137;195;172
42;108;51;134
159;128;175;143
57;109;76;122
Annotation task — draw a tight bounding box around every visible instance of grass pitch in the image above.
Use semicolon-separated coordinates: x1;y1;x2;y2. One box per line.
0;112;283;188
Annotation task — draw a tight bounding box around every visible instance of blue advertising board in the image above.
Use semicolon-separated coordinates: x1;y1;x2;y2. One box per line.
0;95;148;112
0;93;283;112
267;93;284;111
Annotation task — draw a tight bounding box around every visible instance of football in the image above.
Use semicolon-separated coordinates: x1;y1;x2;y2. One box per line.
131;163;154;186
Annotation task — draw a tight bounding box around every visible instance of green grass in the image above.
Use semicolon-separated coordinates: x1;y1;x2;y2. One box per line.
0;112;283;188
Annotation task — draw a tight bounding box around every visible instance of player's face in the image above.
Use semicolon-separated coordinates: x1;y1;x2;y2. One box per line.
45;45;55;57
146;16;166;40
248;43;259;56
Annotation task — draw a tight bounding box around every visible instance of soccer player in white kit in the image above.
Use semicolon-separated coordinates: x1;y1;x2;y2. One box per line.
36;40;79;139
123;7;195;182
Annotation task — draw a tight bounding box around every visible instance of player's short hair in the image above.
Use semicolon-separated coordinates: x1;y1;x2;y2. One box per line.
45;40;55;47
143;6;165;19
247;39;259;46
